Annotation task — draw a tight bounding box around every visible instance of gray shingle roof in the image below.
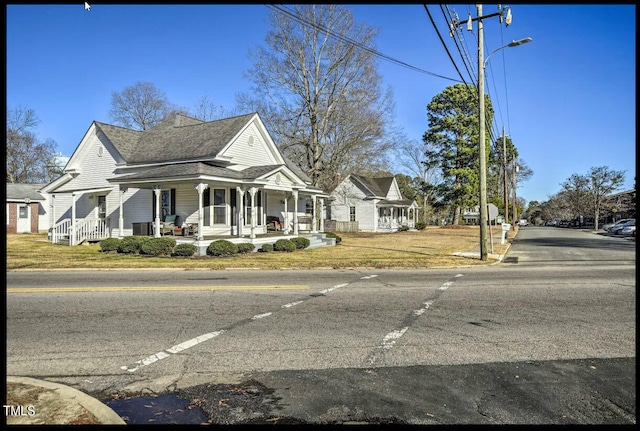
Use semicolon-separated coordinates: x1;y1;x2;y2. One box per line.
352;175;394;198
96;112;257;164
6;183;47;201
111;162;282;183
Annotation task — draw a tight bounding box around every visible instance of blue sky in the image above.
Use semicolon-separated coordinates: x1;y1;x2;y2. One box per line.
6;4;636;204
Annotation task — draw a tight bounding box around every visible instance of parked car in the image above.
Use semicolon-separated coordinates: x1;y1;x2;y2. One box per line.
518;219;528;227
619;222;636;236
602;218;633;232
545;220;557;226
557;220;571;228
609;219;635;235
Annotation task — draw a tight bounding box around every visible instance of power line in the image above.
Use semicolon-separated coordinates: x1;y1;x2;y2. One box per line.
267;4;461;83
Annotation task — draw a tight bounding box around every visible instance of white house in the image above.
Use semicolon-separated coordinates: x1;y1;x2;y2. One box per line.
328;174;419;232
40;112;333;252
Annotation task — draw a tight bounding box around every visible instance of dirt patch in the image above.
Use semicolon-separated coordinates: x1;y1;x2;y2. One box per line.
5;382;102;425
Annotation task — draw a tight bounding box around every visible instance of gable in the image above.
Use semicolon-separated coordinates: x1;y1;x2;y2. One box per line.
260;169;301;189
219;119;281;167
64;123;125;174
331;175;368;204
386;177;403;200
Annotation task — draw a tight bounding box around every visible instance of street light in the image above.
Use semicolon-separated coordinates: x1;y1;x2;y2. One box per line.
478;17;532;260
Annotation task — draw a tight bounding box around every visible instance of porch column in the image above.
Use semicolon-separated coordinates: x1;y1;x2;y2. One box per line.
249;187;257;239
71;192;78;245
50;195;56;243
283;192;290;234
319;198;325;232
373;203;378;232
292;190;299;235
195;183;208;241
311;195;317;233
118;187;127;238
236;186;245;238
153;186;162;238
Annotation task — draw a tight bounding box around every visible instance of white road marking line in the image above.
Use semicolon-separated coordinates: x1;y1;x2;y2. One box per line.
282;300;304;308
252;312;272;320
455;274;464;277
360;275;378;279
438;281;454;290
380;327;409;350
122;330;227;372
319;283;349;294
412;300;434;317
122;351;171;373
166;330;225;354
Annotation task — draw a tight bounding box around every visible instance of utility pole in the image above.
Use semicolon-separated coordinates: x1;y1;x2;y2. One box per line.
477;3;488;261
512;160;519;229
450;5;529;259
502;126;509;225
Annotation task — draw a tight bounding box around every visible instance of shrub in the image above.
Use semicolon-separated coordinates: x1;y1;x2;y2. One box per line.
172;243;197;257
207;239;238;256
274;239;296;252
237;243;256;254
415;221;427;231
99;238;120;252
291;237;310;250
140;237;176;256
117;236;142;254
324;232;342;244
260;243;273;252
398;225;410;232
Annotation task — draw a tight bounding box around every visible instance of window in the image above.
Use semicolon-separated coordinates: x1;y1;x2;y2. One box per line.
98;196;106;219
350;206;356;222
213;188;226;224
161;190;171;219
19;205;28;219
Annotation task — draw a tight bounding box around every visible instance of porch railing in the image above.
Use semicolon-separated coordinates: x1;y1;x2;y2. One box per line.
50;218;109;245
378;219;415;230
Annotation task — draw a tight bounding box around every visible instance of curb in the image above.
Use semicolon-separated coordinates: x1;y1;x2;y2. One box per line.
6;376;126;425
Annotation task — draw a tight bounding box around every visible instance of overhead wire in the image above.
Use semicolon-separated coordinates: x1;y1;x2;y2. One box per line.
267;4;461;83
266;4;509;150
433;5;500;144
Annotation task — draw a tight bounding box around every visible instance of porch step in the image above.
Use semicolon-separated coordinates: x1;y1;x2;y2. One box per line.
305;232;336;249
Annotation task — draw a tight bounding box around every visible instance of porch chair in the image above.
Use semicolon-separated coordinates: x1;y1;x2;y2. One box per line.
266;216;283;231
161;214;179;236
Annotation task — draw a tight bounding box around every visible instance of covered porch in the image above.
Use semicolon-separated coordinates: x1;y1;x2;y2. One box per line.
375;199;420;232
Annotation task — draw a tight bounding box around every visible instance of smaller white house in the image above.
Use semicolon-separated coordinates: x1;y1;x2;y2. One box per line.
328;174;419;232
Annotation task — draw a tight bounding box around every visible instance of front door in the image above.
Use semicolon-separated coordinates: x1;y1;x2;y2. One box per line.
17;204;31;233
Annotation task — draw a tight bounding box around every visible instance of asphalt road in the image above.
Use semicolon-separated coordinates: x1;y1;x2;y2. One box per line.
6;227;636;424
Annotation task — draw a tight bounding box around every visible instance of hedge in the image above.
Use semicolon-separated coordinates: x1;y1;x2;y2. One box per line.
172;243;197;257
99;238;120;252
291;237;310;250
140;237;176;256
274;239;296;252
207;239;238;256
237;243;256;254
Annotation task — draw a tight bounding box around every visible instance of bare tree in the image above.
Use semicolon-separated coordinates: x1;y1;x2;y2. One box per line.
6;105;58;184
586;165;625;230
238;4;395;191
560;173;592;220
109;81;173;130
393;138;442;222
190;94;227;122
